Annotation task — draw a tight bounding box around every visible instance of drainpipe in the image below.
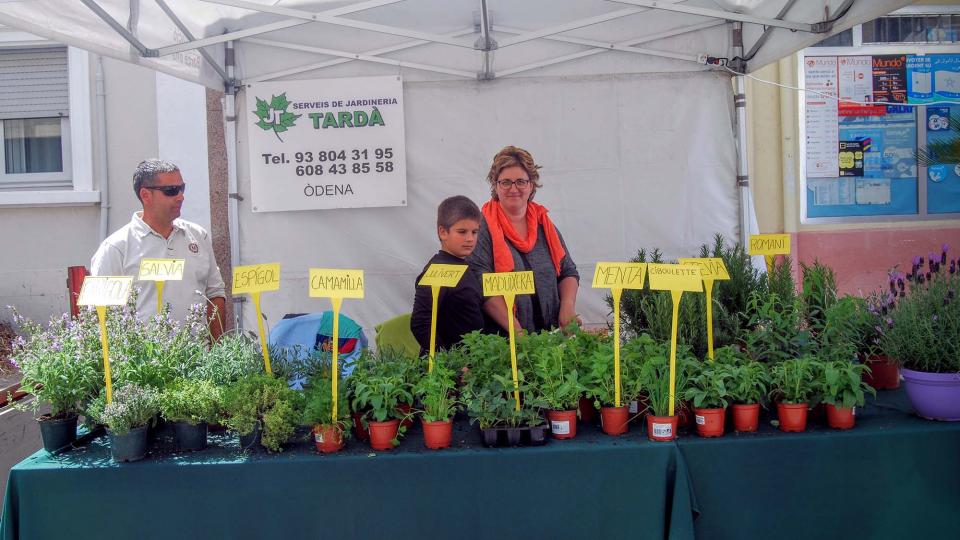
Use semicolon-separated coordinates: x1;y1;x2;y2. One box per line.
96;55;110;241
225;40;242;330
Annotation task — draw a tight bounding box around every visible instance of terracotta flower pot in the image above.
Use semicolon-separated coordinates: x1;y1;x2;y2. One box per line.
352;412;369;442
313;424;345;453
368;419;401;451
647;415;678;442
862;355;900;390
825;404;855;430
422;418;453;450
547;410;577;440
600;406;629;436
732;403;760;432
777;402;808;432
694;408;726;438
578;396;596;423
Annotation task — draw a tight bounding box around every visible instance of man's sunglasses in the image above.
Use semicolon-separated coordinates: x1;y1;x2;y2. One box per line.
143;184;186;197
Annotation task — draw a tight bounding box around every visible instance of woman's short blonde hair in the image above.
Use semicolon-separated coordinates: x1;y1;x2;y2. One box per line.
485;145;543;200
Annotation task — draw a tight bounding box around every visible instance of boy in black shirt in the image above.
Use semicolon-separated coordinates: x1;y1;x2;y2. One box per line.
411;196;486;356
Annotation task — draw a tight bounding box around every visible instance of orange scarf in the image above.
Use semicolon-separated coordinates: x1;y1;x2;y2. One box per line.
482;199;566;275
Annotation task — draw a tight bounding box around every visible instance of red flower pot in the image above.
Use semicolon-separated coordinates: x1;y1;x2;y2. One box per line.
863;356;900;390
547;410;578;440
313;424;344;453
578;396;596;423
352;412;369;442
777;403;808;432
422;419;453;449
397;403;414;429
732;403;760;432
694;408;726;438
647;415;678;442
677;402;693;427
826;404;855;430
368;419;401;451
600;406;629;436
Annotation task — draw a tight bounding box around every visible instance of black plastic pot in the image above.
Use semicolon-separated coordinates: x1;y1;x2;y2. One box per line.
505;428;522;446
238;421;262;450
108;425;149;462
527;425;548;446
481;428;499;447
173;421;208;451
38;414;78;453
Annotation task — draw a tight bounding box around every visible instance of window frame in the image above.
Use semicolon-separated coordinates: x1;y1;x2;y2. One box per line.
0;28;95;207
798;7;960;225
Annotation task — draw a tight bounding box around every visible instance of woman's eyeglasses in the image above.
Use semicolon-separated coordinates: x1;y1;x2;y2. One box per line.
496;179;530;189
143;184;186;197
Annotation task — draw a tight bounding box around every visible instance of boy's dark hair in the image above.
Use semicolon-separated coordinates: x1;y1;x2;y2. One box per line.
437;195;481;230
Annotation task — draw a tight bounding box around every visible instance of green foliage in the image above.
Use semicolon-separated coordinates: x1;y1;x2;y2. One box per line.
640;351;695;417
684;362;736;409
194;332;264;385
819;360;875;409
742;291;813;363
621;333;669;404
222;374;303;452
94;383;160;435
815;296;869;363
728;360;770;404
350;372;413;423
881;269;960;373
9;309;103;418
524;330;584;411
461;374;542;429
158;378;222;425
769;357;820;404
301;376;350;430
414;353;459;422
801;260;838;336
582;339;617;407
762;255;797;310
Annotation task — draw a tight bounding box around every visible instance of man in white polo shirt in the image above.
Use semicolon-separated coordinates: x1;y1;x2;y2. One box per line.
91;159;226;339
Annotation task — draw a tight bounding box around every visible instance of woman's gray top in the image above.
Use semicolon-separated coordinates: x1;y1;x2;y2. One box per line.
468;216;579;333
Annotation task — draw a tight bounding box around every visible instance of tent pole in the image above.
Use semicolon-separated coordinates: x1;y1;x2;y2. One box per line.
225;40;243;331
732;22;753;249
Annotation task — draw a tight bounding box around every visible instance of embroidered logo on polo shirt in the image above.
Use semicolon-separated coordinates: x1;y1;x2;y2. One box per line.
189;243;199;253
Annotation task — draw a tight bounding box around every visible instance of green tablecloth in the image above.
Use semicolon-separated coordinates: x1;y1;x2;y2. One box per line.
3;389;959;540
1;420;695;540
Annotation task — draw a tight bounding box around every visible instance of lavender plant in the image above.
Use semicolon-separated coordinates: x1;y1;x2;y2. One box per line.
94;382;160;435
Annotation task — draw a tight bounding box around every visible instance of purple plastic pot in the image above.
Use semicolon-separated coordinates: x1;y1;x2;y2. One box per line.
902;368;960;421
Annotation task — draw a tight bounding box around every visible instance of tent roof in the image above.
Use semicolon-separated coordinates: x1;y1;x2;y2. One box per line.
0;0;912;89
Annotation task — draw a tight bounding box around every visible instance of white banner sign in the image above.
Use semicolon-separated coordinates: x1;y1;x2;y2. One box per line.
246;76;407;212
804;56;839;178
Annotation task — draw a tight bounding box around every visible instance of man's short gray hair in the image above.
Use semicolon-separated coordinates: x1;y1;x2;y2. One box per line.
133;159;180;202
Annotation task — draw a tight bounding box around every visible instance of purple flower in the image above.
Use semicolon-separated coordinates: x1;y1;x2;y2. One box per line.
885;317;894;329
943;243;950;253
897;278;905;291
913;255;923;267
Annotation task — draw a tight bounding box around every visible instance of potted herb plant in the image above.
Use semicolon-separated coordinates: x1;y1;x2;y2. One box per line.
769;357;820;432
722;348;769;432
413;354;459;450
9;308;103;452
863;289;900;390
640;353;692;442
93;382;160;462
819;360;875;429
301;377;350;454
584;340;630;436
527;333;584;440
881;247;960;420
158;378;223;451
351;371;413;451
684;361;735;438
222;373;303;452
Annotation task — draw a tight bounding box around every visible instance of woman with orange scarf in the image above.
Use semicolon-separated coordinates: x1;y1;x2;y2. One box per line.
469;146;580;334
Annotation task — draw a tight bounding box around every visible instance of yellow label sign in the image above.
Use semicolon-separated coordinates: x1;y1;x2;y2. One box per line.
78;276;134;306
749;234;791;256
309;268;365;299
482;271;535;296
138;258;185;281
418;264;468;288
677;258;730;281
647;264;704;293
232;263;281;295
591;262;647;289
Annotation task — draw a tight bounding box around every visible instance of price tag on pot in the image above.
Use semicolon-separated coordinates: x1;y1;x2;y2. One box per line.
232;263;282;375
308;268;365;424
482;271;536;411
551;420;571;435
695;415;706;425
652;422;673;438
418;264;468;371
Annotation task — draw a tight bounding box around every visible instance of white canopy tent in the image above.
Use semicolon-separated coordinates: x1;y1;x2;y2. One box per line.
0;0;912;332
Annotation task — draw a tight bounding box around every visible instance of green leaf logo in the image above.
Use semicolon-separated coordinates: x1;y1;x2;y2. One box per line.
253;92;301;142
